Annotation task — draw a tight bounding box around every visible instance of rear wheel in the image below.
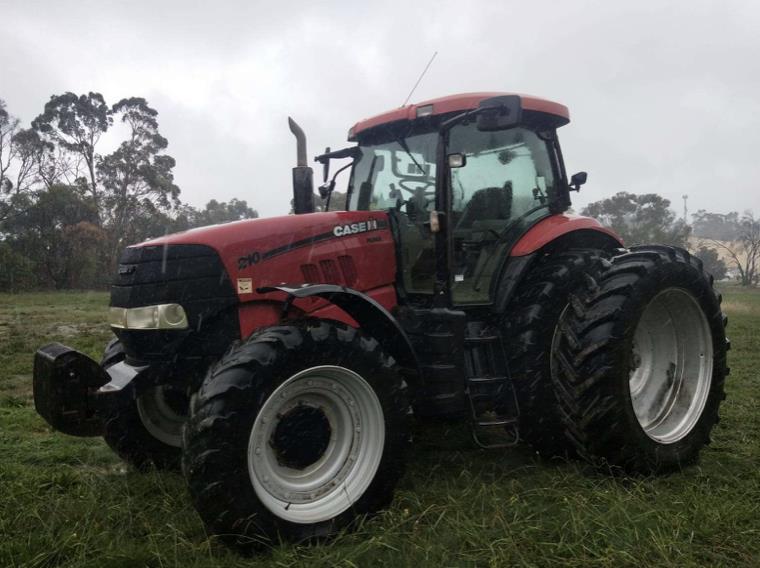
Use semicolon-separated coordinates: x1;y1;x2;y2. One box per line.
99;339;186;470
504;249;606;459
553;246;728;473
182;320;410;549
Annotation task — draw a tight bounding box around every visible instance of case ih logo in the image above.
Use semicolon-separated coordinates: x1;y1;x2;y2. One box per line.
333;219;379;237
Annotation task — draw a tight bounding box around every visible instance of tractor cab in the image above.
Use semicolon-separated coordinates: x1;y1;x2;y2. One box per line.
317;93;579;308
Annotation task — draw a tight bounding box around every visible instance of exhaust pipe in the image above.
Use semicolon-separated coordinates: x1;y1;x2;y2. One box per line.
288;117;315;214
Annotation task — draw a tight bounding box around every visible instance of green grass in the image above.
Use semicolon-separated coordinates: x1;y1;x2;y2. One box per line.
1;288;758;567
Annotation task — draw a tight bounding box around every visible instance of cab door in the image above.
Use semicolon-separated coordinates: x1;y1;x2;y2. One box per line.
348;132;440;303
446;125;559;305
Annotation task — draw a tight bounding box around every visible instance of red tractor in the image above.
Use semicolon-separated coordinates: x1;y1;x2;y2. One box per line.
33;92;728;549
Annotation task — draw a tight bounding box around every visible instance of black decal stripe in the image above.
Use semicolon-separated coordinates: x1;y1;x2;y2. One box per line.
262;230;336;260
261;220;389;261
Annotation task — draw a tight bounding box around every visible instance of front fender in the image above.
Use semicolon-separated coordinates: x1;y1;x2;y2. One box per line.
258;284;420;378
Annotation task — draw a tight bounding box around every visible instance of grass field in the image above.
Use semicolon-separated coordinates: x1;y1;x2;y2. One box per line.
0;289;758;567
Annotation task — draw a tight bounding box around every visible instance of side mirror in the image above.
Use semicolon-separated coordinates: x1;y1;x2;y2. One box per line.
569;171;587;191
447;153;467;168
318;180;335;199
476;95;522;132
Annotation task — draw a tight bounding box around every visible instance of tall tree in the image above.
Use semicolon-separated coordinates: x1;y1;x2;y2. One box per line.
0;241;35;292
581;191;691;248
98;97;180;259
191;198;259;226
0;101;43;223
2;184;105;289
693;245;727;280
692;210;742;241
704;212;760;286
0;98;20;195
10;128;68;192
32;92;112;214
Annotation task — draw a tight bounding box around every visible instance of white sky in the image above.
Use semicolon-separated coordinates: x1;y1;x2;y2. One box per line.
2;0;759;219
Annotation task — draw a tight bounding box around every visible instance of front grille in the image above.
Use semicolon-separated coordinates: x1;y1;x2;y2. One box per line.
338;255;357;286
111;244;238;360
300;255;358;286
319;259;341;284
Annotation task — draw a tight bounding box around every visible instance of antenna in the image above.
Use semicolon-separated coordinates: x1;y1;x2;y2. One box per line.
682;194;689;222
402;51;438;107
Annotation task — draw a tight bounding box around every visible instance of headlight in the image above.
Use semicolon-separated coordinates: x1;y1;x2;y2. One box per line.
108;304;189;330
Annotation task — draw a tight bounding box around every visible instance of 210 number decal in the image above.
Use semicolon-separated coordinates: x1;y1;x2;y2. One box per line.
238;251;261;270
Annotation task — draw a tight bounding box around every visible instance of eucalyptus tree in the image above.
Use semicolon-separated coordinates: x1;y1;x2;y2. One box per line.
98;97;180;259
32;92;112;217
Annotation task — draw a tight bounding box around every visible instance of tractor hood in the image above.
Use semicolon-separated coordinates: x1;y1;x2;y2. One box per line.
133;210;396;299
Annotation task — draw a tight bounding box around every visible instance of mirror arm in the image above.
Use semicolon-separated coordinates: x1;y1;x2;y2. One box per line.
320;161;354;209
439;108;478;133
321;146;331;182
315;146;361;163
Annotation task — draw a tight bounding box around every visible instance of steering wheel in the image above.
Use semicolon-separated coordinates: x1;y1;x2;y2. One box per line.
398;177;435;194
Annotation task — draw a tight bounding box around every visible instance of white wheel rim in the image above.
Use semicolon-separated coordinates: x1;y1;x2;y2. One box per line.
629;287;713;444
247;365;385;524
136;385;187;447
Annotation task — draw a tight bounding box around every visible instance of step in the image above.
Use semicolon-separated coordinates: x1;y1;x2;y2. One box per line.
467;375;508;385
474;417;518;427
465;334;500;344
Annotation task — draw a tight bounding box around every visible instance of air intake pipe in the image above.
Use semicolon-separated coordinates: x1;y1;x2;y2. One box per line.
288;117;315;214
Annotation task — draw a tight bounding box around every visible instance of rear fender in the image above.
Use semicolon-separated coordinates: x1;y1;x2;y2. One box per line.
493;216;624;314
258;284;421;379
510;214;623;257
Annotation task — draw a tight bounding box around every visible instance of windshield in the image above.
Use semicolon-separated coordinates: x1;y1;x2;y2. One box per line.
348;131;438;214
347;123;558;227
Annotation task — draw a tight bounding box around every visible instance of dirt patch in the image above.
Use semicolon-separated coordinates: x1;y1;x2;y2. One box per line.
722;300;758;316
47;323;108;337
53;324;82;337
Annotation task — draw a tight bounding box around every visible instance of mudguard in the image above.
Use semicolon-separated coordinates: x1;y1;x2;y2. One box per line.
258;284;420;377
509;214;623;257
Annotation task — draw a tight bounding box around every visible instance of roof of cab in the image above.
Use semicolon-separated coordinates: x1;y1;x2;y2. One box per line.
349;92;570;140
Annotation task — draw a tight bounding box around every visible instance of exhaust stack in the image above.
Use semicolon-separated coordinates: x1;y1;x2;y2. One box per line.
288;117;315;214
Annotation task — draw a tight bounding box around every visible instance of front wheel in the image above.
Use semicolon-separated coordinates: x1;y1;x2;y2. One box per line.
182;320;410;548
552;246;728;473
99;339;187;470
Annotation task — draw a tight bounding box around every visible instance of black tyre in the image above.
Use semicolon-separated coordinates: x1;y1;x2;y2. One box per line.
182;320;410;549
553;246;728;473
504;249;605;459
100;339;187;471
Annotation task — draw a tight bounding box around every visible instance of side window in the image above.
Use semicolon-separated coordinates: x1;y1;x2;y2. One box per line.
450;127;555;229
449;126;556;304
348;132;439;296
371;149;436;215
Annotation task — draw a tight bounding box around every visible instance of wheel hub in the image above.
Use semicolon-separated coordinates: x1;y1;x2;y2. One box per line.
136;385;188;448
270;405;332;470
248;365;385;523
628;287;713;444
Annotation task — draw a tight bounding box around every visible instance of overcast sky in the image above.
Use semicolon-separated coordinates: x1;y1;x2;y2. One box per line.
2;0;759;219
